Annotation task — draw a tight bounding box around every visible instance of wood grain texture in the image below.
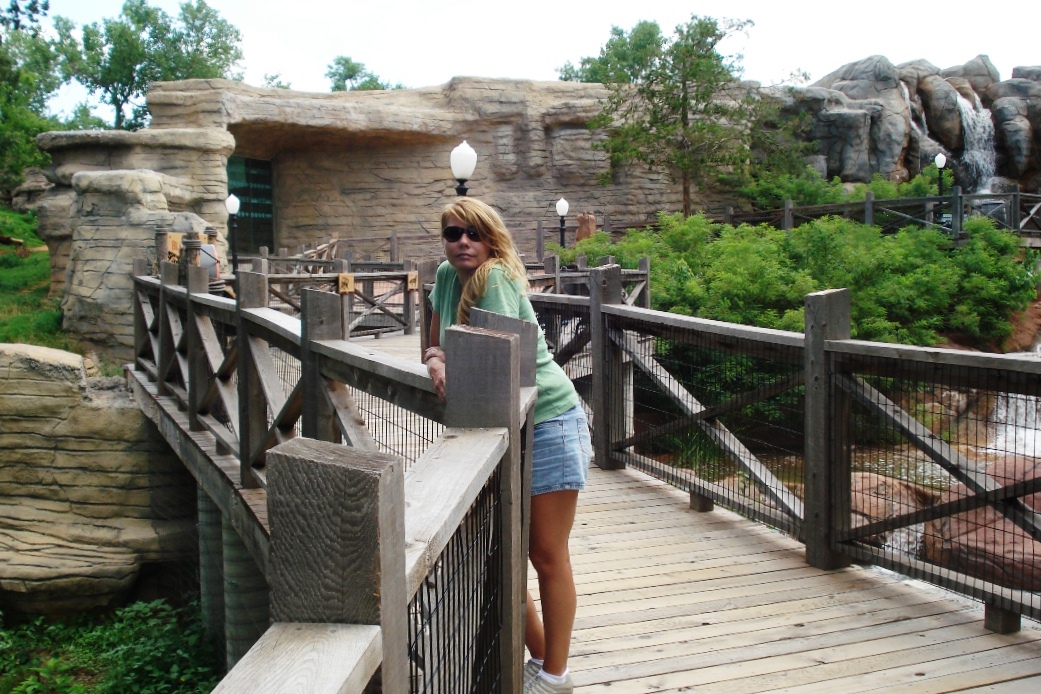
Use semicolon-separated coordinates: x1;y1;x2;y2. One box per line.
212;623;381;694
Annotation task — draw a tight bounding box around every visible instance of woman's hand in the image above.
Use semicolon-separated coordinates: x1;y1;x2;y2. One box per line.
425;346;447;402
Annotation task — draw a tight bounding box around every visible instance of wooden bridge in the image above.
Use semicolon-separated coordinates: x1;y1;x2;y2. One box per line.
128;259;1041;692
365;331;1041;693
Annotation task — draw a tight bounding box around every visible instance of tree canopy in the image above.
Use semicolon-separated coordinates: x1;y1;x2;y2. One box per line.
76;0;242;129
576;15;761;216
325;55;400;91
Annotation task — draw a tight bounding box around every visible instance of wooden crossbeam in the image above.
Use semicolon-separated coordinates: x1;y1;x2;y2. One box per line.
613;371;805;452
611;328;803;519
837;374;1041;542
324;379;380;451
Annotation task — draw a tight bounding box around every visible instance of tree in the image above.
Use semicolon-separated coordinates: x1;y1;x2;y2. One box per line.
558;20;664;84
325;55;400;91
0;8;79;196
262;72;290;89
76;0;242;129
585;15;760;216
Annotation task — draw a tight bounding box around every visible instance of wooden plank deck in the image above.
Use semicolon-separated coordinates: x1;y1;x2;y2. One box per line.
360;332;1041;692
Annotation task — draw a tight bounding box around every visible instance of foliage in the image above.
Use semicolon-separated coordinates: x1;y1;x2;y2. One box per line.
585;15;763;217
0;601;219;694
738;163;957;210
558;20;664;84
261;72;290;89
560;211;1037;349
76;0;242;129
325;54;400;91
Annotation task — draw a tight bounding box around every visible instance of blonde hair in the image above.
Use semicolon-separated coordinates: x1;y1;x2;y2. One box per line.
441;198;528;325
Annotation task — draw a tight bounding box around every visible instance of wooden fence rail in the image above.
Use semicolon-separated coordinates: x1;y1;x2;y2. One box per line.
130;260;535;692
525;267;1041;635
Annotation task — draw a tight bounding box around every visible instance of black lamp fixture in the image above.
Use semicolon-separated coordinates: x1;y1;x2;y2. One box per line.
556;197;569;247
224;193;241;289
934;152;947;198
450;141;478;196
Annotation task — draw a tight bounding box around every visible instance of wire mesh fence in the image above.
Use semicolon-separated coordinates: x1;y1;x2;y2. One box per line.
604;312;807;535
835;351;1041;619
408;467;503;694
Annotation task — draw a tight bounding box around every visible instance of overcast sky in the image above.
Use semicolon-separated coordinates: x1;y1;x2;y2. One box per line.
47;0;1038;119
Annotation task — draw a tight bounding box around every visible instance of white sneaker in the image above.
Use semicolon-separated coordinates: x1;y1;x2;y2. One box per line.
523;672;574;693
523;659;541;686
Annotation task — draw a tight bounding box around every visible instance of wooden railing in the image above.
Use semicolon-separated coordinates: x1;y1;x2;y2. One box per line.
716;189;1041;242
527;266;1041;634
130;260;535;692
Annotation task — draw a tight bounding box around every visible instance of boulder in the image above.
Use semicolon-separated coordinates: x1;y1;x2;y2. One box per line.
851;472;940;552
919;74;965;152
0;344;197;617
923;455;1041;591
1012;66;1041;82
941;55;1000;99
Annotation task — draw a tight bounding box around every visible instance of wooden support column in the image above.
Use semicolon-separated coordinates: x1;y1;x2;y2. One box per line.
985;599;1022;634
131;258;151;376
404;259;418;336
589;265;624;470
951;185;963;237
236;271;268;489
536;219;545;261
783;199;794;230
864;191;874;227
186;265;210;432
266;438;408;692
198;488;226;668
157;261;180;396
637;257;651;308
804;288;853;570
300;288;343;443
444;325;524;693
417;258;440;356
544;255;560;295
222;516;270;671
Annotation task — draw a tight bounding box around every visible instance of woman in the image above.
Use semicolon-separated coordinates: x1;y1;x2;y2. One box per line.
424;197;589;693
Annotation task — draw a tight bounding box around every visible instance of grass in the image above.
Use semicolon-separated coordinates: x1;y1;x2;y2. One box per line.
0;209;121;369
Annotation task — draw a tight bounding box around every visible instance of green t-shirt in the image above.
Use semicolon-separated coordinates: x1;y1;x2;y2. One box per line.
429;260;578;424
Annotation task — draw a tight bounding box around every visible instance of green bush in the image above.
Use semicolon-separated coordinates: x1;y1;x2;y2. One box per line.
0;601;219;694
570;213;1037;349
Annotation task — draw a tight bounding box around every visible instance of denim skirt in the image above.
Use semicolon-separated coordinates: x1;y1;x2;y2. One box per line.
531;404;592;496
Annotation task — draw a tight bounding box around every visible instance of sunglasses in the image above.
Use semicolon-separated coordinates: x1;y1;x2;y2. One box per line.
442;225;481;243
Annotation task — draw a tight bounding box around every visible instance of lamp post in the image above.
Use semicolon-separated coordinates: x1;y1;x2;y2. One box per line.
450;141;477;196
935;152;947;198
225;194;240;290
556;197;569;248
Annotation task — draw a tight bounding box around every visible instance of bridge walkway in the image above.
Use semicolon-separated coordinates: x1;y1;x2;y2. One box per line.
359;332;1041;693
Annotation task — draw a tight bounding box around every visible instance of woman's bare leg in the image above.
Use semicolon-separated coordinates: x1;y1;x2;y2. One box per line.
527;489;579;676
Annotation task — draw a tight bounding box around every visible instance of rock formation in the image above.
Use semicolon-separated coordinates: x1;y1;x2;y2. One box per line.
776;54;1041;193
0;344;197;617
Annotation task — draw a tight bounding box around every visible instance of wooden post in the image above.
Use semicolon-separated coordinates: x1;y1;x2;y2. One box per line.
417;258;440;355
804;288;853;570
300;288;343;442
536;219;545;262
783;199;794;231
951;185;963;237
157;261;180;396
984;600;1021;634
186;265;210;432
403;260;418;336
236;271;269;489
443;325;524;692
267;437;408;691
1010;189;1021;232
638;257;651;309
544;255;560;295
198;488;226;668
724;206;734;226
132;258;150;374
589;265;624;470
390;230;399;262
222;516;270;671
863;191;874;227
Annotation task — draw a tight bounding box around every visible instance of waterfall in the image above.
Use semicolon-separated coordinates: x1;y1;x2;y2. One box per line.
955;93;997;192
901;82;929;135
991;342;1041;458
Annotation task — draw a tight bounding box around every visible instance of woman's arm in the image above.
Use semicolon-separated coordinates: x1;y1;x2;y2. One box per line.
425;311;446;401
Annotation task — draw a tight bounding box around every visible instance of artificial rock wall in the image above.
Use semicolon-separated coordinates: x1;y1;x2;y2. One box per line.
0;344;197;617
